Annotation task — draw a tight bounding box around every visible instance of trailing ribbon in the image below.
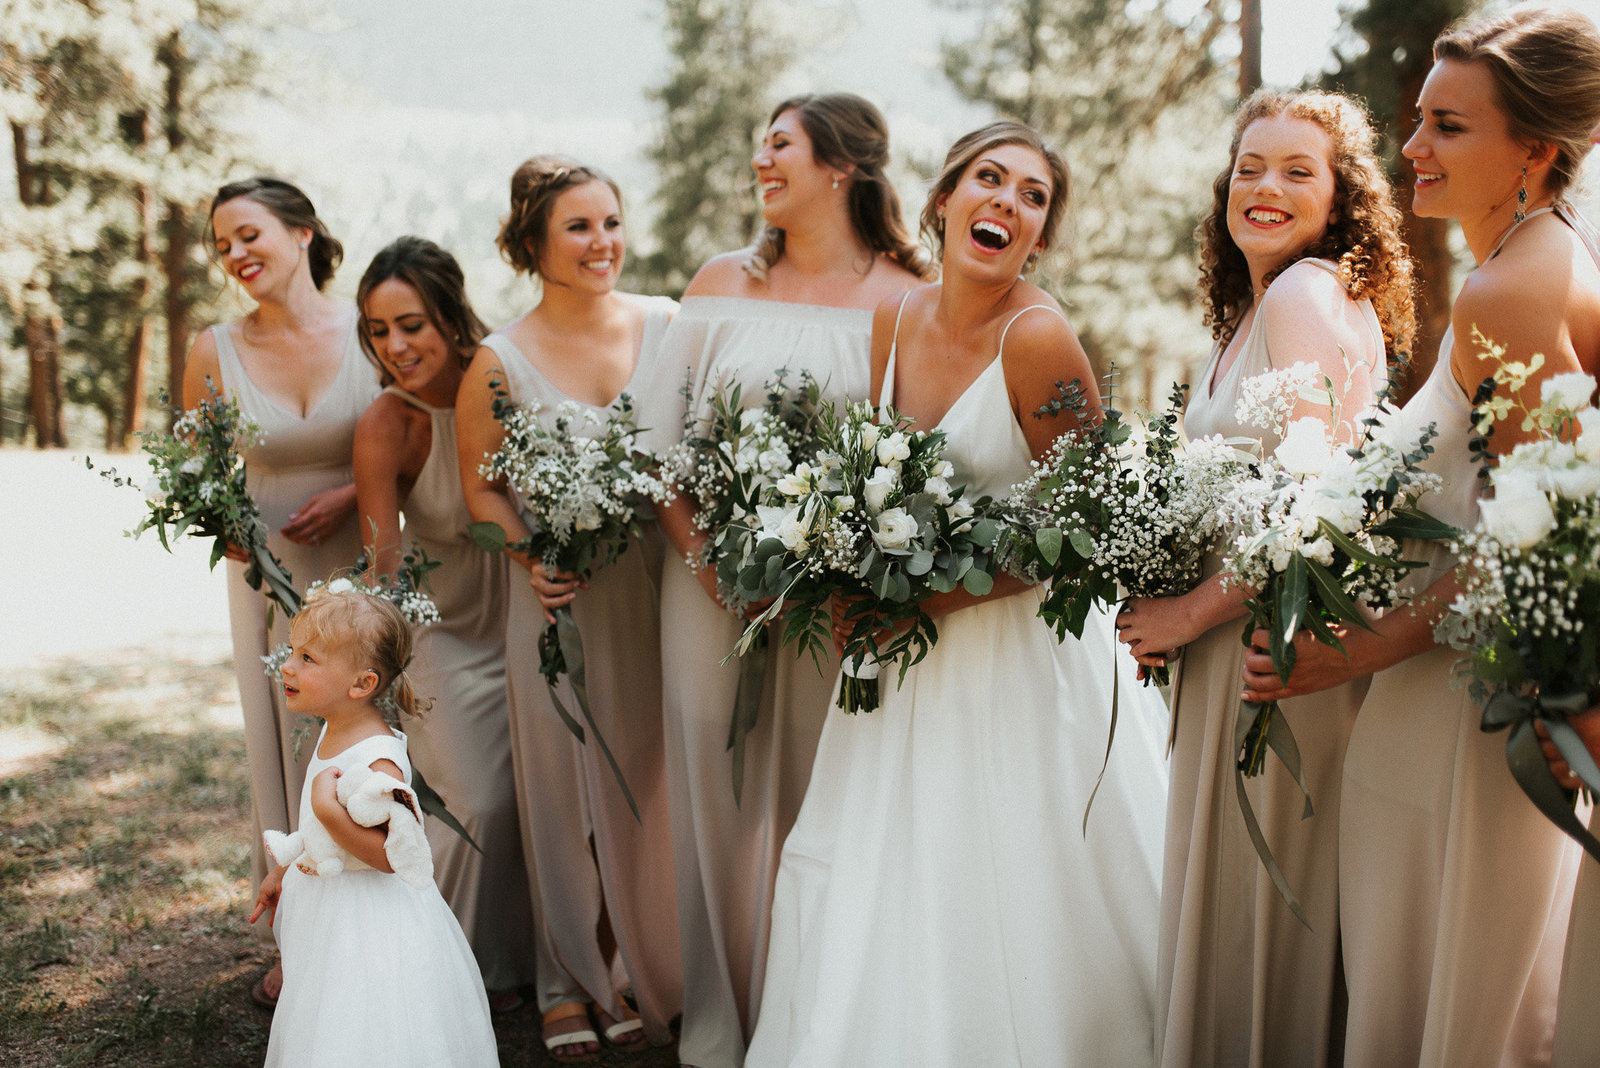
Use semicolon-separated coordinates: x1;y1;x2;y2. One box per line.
541;607;640;823
1083;643;1120;835
1233;697;1313;928
1485;690;1600;864
727;627;769;808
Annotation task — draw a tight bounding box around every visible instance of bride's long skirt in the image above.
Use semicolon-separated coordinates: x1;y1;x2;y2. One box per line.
747;594;1169;1067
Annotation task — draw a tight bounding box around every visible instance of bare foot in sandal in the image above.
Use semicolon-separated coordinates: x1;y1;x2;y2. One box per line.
596;1003;646;1049
542;1001;600;1063
249;960;283;1010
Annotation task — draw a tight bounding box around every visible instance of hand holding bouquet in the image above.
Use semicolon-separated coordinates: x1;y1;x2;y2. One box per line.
1221;366;1454;921
728;400;1001;715
1440;360;1600;860
666;369;824;803
473;389;668;820
90;383;297;615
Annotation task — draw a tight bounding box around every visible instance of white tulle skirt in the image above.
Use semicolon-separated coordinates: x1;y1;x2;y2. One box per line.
266;866;499;1067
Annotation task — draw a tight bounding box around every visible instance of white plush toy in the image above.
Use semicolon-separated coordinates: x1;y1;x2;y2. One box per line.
262;764;435;890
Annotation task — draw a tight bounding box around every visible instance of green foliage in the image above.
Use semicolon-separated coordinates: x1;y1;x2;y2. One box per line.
632;0;797;296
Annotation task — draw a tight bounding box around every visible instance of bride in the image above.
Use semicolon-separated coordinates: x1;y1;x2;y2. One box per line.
746;121;1168;1067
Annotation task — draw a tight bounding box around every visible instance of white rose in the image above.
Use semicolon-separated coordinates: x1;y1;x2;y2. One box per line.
740;408;768;432
1547;458;1600;498
142;476;167;505
326;577;356;595
871;507;919;551
1576;408;1600;463
1274;418;1334;477
776;462;816;498
1479;475;1556;549
179;456;204;476
934;460;955;479
859;423;880;453
863;466;898;513
1541;371;1598;412
575;501;603;531
757;504;809;552
1301;536;1335;567
876;431;911;468
923;476;954;505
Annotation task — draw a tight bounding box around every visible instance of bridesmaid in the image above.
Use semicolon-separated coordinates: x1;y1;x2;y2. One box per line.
1549;113;1600;1068
1239;9;1600;1064
183;176;378;1009
1116;90;1414;1067
457;157;681;1059
351;236;539;1010
652;92;931;1068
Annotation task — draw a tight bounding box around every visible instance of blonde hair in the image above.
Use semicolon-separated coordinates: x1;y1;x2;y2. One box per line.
1435;6;1600;202
291;586;428;722
744;93;935;282
1197;88;1417;359
496;155;623;278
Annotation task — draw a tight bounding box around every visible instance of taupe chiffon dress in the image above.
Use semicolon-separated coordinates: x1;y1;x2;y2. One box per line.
1339;208;1584;1067
657;296;870;1068
379;385;538;992
479;293;683;1042
1158;260;1380;1068
212;313;379;895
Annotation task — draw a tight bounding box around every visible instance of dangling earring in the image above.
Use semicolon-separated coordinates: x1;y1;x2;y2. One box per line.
1025;250;1040;271
832;176;840;190
1515;167;1528;224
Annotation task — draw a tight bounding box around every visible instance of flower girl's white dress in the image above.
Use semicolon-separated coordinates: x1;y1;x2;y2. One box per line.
747;306;1169;1067
265;727;499;1067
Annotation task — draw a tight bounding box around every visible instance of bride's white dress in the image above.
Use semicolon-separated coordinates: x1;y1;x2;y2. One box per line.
747;306;1169;1067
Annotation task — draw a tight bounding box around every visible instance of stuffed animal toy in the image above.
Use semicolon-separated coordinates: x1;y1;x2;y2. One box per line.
262;765;435;890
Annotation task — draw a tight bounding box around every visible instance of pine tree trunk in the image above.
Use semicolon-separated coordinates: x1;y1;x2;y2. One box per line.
160;33;193;428
1238;0;1263;97
13;121;66;447
119;110;155;448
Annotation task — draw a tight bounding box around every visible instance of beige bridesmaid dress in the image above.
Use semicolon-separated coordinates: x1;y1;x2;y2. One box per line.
1158;259;1380;1068
212;312;379;894
379;385;539;993
658;296;871;1068
480;293;683;1042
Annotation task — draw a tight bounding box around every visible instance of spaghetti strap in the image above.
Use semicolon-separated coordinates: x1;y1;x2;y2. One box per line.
880;291;917;413
890;291;914;350
997;303;1065;360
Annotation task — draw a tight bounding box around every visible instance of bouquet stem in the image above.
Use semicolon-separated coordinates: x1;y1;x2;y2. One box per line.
727;626;769;808
837;652;883;715
1232;697;1314;928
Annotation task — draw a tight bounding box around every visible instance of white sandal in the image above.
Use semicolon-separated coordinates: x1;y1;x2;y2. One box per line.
542;1001;599;1064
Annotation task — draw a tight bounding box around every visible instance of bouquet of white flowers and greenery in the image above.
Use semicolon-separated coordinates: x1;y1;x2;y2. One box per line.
89;383;297;616
993;376;1247;829
1439;355;1600;861
471;387;668;820
1000;380;1249;681
728;399;1002;716
1220;363;1455;922
665;369;825;803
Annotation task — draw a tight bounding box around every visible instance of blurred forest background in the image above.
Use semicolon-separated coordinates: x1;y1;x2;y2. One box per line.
4;0;1595;451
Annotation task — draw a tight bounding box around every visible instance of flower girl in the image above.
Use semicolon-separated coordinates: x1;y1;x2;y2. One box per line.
249;580;499;1066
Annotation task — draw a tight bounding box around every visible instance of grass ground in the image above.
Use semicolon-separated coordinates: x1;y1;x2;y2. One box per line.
0;652;677;1066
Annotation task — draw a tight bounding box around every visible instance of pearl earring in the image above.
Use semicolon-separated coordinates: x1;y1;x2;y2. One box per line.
832;176;841;190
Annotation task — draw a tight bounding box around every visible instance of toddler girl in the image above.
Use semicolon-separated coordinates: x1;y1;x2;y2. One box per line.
250;581;499;1066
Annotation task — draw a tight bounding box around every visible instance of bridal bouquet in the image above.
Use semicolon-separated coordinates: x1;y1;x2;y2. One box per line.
728;400;1002;715
1220;364;1454;921
666;369;824;802
89;383;297;616
472;389;667;820
1000;381;1247;682
1439;361;1600;861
